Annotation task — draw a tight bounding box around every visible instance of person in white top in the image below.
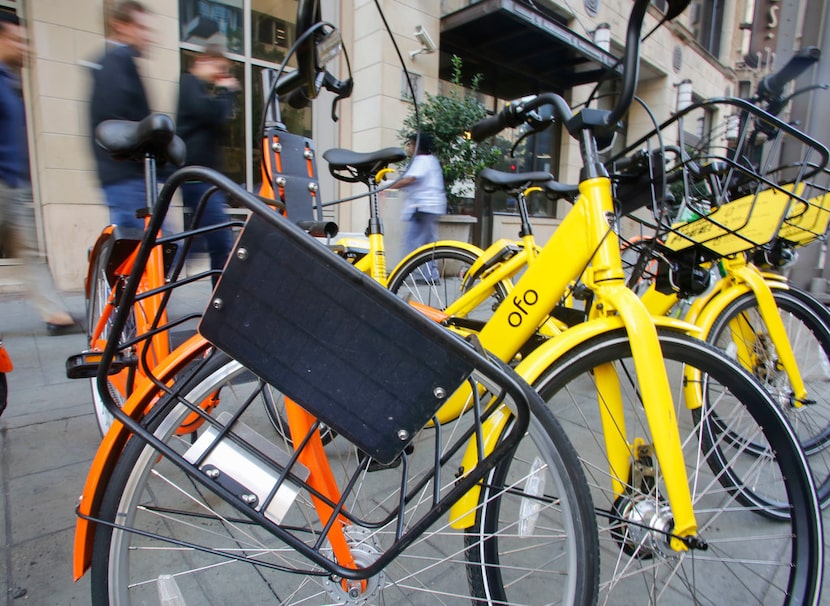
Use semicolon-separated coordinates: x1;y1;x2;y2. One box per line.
392;132;447;281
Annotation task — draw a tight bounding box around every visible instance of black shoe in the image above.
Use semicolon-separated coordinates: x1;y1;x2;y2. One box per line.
46;321;81;337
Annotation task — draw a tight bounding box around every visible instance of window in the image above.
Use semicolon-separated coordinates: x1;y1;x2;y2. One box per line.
252;3;297;64
679;98;715;153
690;0;724;58
178;0;310;192
179;0;245;54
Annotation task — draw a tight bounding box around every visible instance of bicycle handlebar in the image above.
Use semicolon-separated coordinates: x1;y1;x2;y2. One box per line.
469;94;566;142
756;46;821;104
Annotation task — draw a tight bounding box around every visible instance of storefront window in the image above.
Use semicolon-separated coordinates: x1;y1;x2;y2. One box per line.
252;0;297;65
178;0;311;192
487;122;560;218
179;0;245;54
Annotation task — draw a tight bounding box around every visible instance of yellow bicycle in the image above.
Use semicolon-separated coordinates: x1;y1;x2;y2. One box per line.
392;7;825;604
72;2;600;603
390;80;830;517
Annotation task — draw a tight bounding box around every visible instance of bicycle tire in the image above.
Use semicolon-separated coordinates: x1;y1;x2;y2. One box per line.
707;288;830;507
0;372;6;417
531;329;822;605
90;350;599;605
464;396;599;605
86;236;136;436
387;244;509;319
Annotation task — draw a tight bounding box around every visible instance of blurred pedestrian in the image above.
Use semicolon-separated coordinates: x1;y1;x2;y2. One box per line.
0;11;75;335
89;0;154;230
176;44;239;279
391;132;447;281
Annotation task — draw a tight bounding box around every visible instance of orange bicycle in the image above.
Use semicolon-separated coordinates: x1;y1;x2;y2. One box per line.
0;336;11;416
72;4;600;603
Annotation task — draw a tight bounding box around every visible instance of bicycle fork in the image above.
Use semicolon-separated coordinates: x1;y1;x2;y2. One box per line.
589;282;699;552
714;257;809;406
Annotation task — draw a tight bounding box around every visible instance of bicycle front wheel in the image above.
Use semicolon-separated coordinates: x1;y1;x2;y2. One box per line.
91;350;599;605
387;244;509;320
707;288;830;507
531;329;823;605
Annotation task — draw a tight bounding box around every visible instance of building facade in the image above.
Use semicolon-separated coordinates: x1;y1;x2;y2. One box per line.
2;0;811;291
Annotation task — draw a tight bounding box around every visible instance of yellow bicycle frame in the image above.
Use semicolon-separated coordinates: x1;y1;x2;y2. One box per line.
442;176;701;551
640;253;808;405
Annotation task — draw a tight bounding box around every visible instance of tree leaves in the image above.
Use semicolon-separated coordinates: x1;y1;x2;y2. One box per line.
401;56;502;205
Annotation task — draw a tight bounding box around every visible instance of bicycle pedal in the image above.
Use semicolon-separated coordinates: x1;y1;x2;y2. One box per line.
65;351;137;379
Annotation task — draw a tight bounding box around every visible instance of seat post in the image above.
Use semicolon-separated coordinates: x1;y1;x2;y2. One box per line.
144;152;158;213
366;174;383;236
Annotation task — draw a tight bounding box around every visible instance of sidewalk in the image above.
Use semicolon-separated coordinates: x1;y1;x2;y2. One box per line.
0;291;93;605
0;288;828;605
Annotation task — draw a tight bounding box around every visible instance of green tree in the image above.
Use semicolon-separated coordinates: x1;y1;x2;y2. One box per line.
401;55;502;208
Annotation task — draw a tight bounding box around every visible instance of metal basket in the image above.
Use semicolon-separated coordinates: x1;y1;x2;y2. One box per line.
86;152;541;580
613;97;830;259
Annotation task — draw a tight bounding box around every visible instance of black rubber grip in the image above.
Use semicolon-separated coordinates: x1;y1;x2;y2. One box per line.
758;47;821;100
469;112;510;142
296;220;339;239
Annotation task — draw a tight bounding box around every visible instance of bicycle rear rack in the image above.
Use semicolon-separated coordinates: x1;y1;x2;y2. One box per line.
614;97;830;260
87;163;535;580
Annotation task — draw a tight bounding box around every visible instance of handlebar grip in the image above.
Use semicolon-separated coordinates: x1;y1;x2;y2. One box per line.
296;220;339;239
469;112;510;142
287;87;312;109
758;46;821;100
663;0;692;21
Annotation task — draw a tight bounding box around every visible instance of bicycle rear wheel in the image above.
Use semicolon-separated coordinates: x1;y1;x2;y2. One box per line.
86;236;137;436
707;288;830;507
531;329;823;605
0;372;6;416
90;350;598;605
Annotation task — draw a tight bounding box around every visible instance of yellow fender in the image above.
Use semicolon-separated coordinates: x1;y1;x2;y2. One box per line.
688;271;806;400
687;276;788;332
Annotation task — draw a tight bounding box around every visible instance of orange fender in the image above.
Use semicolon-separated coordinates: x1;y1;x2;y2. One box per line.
73;335;211;580
0;343;12;373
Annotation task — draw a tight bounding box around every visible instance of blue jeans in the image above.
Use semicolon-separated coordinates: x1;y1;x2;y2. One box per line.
102;178;147;230
180;181;233;275
404;211;441;280
0;182;69;322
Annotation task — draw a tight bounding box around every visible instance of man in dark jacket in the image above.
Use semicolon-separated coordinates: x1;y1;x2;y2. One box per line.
89;0;153;230
176;44;239;278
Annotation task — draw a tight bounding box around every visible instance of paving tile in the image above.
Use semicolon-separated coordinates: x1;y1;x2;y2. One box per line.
8;529;90;604
7;459;91;544
5;417;98;480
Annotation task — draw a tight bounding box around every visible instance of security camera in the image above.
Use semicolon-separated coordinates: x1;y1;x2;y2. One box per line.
410;25;437;58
